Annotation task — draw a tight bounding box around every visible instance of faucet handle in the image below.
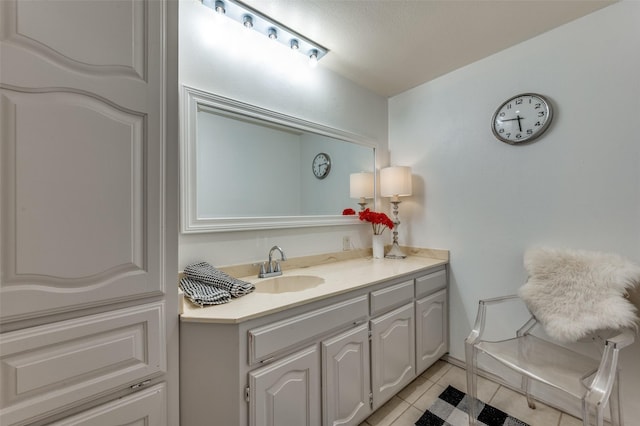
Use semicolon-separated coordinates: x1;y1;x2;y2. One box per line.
253;262;267;276
273;261;281;273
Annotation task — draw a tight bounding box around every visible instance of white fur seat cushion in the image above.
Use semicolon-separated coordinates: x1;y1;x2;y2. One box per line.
518;247;640;342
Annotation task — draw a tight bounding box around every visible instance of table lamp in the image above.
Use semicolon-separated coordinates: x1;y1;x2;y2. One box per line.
380;166;412;258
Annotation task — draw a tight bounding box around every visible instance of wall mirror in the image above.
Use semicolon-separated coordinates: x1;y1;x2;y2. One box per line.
181;86;377;233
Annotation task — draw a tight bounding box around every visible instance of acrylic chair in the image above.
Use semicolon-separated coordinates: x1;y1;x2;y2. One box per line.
465;248;640;426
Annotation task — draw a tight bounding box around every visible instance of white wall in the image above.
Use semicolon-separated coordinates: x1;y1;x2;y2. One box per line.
389;1;640;421
179;0;388;268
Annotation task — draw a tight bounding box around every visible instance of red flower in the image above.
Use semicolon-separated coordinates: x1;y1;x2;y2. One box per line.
342;208;356;215
358;208;394;235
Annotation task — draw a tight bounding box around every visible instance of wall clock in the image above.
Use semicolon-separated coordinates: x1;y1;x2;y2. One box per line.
491;93;553;145
312;152;331;179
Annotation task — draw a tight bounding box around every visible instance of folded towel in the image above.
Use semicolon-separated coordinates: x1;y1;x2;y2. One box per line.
179;277;232;306
183;261;255;297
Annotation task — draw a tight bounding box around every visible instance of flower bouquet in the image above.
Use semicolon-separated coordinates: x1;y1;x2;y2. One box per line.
343;208;393;258
357;208;394;235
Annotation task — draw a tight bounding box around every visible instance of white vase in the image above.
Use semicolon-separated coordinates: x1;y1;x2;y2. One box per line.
372;234;385;259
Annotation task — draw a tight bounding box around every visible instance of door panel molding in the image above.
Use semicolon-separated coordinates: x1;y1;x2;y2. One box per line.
0;0;147;79
0;88;161;321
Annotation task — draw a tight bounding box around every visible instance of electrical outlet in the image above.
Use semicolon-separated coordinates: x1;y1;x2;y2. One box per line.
342;236;351;251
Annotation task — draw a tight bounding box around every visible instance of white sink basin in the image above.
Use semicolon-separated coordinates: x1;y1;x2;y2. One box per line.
255;275;324;293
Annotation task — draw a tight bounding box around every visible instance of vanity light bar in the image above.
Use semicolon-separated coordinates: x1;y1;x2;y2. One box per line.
202;0;329;63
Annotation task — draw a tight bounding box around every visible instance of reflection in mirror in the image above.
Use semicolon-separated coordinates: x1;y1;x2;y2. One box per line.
181;86;377;233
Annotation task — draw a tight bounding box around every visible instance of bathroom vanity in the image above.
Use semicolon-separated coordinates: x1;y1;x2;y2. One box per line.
179;252;448;426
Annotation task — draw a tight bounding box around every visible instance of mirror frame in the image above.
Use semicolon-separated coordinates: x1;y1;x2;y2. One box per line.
181;85;377;233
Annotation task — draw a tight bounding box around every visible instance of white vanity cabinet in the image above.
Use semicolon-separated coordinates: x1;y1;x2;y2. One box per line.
369;280;416;409
179;262;448;426
246;295;368;426
416;290;448;372
321;324;371;426
415;270;448;373
370;303;415;409
249;345;321;426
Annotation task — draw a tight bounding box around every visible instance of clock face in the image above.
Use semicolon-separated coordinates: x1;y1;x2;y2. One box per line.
312;153;331;179
492;93;553;144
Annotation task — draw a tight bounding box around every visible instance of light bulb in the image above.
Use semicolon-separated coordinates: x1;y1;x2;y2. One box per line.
214;0;225;14
290;39;299;50
243;15;253;28
308;49;318;67
268;28;277;40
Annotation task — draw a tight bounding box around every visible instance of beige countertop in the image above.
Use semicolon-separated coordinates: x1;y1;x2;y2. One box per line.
180;250;448;324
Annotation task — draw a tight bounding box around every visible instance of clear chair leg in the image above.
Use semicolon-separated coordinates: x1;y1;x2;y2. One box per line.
610;373;622;426
596;403;605;426
582;399;605;426
582;399;593;426
521;376;536;409
465;344;479;425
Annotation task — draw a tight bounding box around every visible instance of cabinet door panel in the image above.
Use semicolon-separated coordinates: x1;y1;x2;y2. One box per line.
370;303;415;409
249;345;320;426
3;0;145;77
0;303;164;425
416;289;448;373
322;325;371;426
0;0;165;322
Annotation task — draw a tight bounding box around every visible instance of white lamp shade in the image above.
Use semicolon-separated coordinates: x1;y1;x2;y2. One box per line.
380;166;412;197
350;172;374;198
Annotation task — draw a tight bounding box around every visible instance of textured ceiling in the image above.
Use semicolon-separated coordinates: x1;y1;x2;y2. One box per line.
241;0;616;97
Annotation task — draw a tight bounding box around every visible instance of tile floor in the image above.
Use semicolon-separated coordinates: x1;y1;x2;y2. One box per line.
359;361;585;426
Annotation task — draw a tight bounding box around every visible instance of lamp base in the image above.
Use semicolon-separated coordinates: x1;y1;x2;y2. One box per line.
385;200;407;259
384;241;407;259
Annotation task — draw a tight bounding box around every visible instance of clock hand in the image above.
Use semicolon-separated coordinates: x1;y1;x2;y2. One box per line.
500;116;523;131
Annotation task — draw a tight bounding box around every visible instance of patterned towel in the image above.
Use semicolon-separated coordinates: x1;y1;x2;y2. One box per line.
179;277;232;306
183;261;255;297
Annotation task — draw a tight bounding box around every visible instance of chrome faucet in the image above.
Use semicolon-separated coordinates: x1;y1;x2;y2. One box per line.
258;246;287;278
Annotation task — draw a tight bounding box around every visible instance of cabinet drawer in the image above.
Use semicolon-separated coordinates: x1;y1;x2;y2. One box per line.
249;295;368;364
369;280;414;316
415;268;447;298
0;303;164;426
50;383;166;426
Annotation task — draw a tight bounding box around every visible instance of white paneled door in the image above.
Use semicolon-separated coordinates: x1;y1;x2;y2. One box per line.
1;0;165;320
0;0;177;424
